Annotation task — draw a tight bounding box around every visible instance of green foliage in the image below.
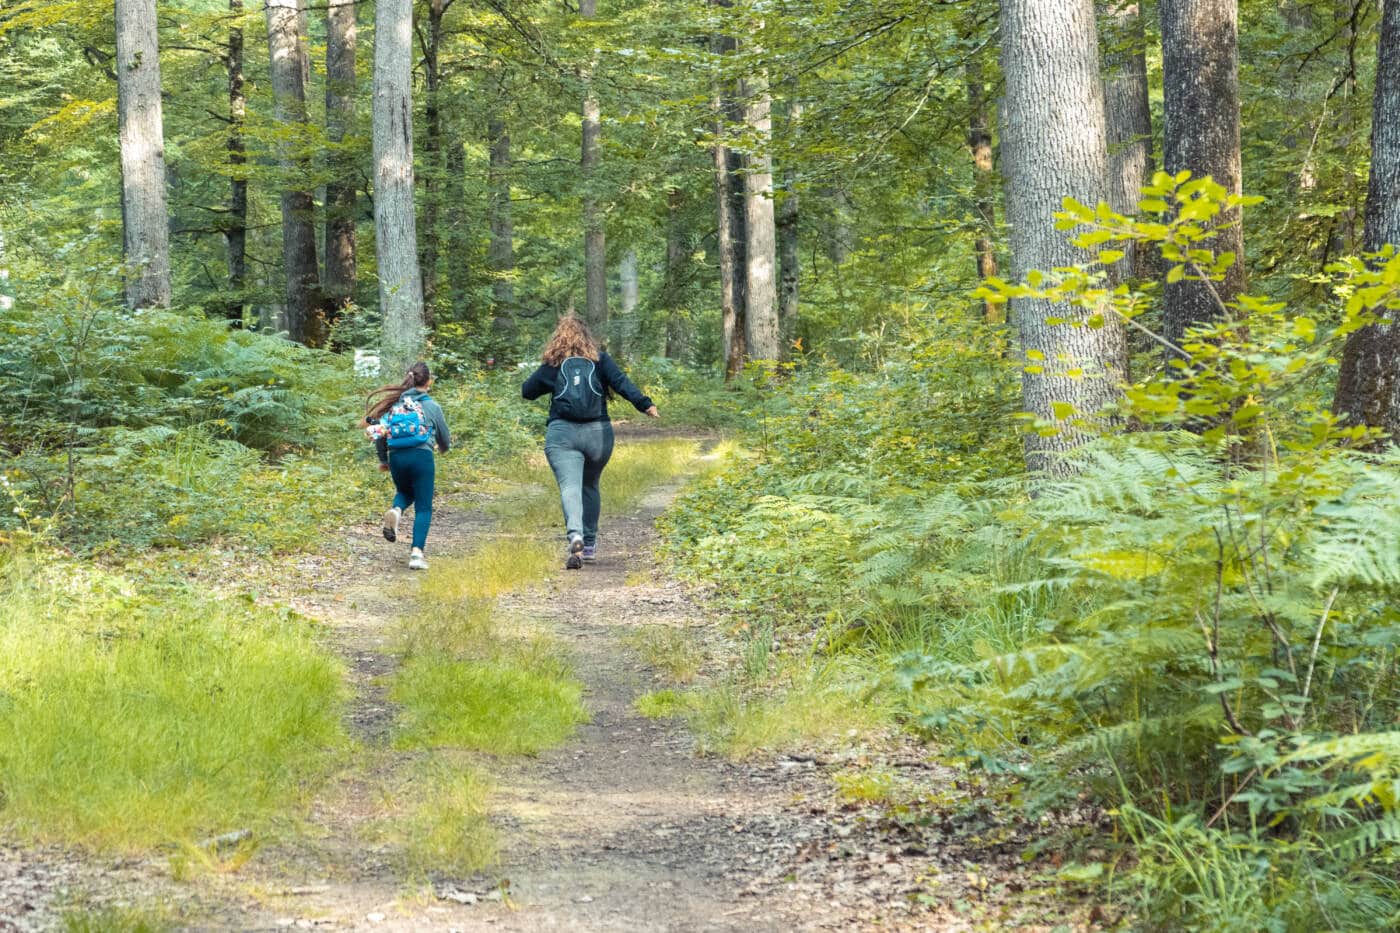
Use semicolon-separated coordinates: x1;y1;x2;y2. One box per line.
389;760;499;878
0;546;346;850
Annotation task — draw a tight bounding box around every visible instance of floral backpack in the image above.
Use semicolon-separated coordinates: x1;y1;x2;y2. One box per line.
366;394;434;449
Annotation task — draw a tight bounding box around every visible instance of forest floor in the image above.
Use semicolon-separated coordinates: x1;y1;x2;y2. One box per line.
0;428;1099;932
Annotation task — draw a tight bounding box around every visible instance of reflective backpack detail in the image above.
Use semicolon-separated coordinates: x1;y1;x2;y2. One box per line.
366;395;435;449
553;357;604;421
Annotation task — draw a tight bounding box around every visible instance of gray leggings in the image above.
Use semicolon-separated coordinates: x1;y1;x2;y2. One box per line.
543;419;615;546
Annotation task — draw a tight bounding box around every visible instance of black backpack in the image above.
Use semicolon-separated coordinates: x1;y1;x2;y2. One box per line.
553;356;605;421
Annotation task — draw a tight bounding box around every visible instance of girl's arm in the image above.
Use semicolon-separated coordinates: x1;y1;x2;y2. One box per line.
521;364;554;400
599;353;655;413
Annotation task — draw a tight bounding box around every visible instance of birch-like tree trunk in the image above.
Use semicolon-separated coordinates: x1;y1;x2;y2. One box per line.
742;71;779;362
1160;0;1245;349
1332;0;1400;433
1000;0;1125;474
487;114;515;344
618;248;639;354
374;0;425;372
966;38;999;323
580;0;607;336
777;100;801;353
265;0;323;345
225;0;247;324
1102;1;1154;279
323;0;357;313
116;0;171;309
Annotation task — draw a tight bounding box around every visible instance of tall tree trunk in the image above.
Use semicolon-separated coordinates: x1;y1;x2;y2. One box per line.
419;0;447;325
664;187;687;358
966;38;999;323
265;0;324;345
324;0;357;315
1160;0;1244;350
618;249;639;354
715;85;747;379
1332;0;1400;433
827;188;853;265
374;0;425;372
1102;1;1154;281
487;114;515;345
225;0;247;325
777;100;800;353
1000;0;1125;474
444;137;472;324
115;0;172;310
742;71;779;362
580;0;607;336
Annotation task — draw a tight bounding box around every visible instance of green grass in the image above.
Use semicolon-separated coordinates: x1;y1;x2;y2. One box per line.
0;550;346;850
391;760;499;877
833;767;899;804
625;626;703;683
391;647;588;755
61;904;173;933
418;534;557;602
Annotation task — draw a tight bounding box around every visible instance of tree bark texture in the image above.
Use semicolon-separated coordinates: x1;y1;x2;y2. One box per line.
1101;1;1154;279
777;100;800;353
488;115;515;344
419;0;447;324
1160;0;1245;348
324;0;357;311
664;187;687;358
715;94;747;378
742;71;779;362
619;248;639;353
966;41;999;323
373;0;426;373
265;0;324;345
225;0;247;324
1332;0;1400;433
580;0;607;337
444;137;473;324
999;0;1126;474
116;0;172;309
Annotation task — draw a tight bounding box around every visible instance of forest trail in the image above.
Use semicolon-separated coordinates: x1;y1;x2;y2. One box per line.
224;429;960;931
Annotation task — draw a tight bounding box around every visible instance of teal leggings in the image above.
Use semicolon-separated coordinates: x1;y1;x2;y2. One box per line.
388;447;435;550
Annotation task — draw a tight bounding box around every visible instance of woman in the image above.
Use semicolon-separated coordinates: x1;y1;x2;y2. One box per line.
522;316;658;569
365;361;452;570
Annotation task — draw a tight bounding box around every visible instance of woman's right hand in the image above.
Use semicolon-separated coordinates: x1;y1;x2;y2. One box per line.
379;462;390;472
645;405;660;418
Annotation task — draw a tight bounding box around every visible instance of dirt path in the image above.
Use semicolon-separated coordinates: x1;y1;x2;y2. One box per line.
3;434;1085;931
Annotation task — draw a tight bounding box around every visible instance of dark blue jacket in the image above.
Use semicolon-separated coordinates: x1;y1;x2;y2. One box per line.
521;352;653;423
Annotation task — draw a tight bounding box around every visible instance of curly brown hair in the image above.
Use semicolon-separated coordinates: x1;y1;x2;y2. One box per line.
541;315;600;366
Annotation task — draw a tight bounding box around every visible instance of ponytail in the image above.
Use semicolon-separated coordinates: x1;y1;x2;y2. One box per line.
364;361;431;424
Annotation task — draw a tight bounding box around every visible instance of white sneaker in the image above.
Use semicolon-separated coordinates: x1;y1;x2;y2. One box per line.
383;507;402;543
408;547;428;571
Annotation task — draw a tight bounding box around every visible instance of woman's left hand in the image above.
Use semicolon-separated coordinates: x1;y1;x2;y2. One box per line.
379;462;390;472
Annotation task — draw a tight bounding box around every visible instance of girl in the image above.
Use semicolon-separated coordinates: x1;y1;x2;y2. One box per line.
365;361;451;570
522;316;658;569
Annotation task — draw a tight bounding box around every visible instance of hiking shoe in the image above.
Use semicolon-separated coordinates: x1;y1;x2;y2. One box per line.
566;533;583;570
408;547;428;571
581;544;597;562
566;553;583;570
382;507;401;543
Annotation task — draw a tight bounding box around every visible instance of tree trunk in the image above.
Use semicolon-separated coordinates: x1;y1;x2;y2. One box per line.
580;0;607;337
742;71;779;362
488;114;515;345
1102;1;1154;280
419;0;446;325
1332;0;1400;433
664;188;687;358
374;0;425;373
115;0;172;310
966;38;999;323
265;0;324;345
827;188;853;265
225;0;247;325
999;0;1125;475
324;0;357;315
444;137;473;324
777;100;800;353
715;91;747;379
618;248;639;354
1160;0;1245;350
